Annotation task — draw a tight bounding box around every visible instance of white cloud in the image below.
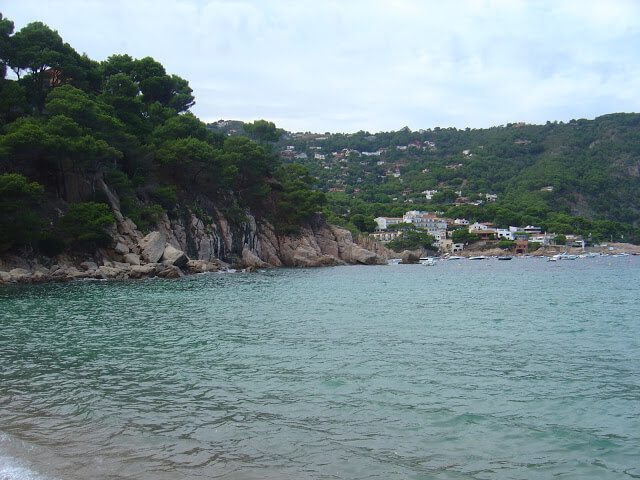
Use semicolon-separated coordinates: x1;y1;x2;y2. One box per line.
3;0;640;132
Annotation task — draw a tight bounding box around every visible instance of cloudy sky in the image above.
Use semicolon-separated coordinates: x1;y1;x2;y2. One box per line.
3;0;640;133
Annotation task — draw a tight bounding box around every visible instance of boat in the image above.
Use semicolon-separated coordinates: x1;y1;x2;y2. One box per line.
548;253;577;261
446;255;464;260
468;255;487;260
497;256;513;260
420;257;436;266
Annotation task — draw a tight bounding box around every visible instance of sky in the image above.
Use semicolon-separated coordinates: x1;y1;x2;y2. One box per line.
3;0;640;133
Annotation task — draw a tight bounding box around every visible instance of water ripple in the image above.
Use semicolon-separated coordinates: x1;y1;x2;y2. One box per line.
1;259;639;479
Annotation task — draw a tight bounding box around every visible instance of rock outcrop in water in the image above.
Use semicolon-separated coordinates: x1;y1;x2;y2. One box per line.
0;182;387;284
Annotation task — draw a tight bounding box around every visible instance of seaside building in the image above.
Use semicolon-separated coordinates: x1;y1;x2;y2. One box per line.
403;211;447;234
374;217;403;231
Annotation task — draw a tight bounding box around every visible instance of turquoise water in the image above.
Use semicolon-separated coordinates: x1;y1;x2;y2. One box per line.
1;257;639;479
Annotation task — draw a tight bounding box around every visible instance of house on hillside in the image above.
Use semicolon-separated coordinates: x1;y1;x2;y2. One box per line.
374;217;403;231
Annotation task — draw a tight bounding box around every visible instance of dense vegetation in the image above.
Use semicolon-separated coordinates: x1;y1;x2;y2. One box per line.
217;116;640;244
0;14;324;255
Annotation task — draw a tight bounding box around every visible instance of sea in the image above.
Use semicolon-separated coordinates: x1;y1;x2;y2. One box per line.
0;255;639;480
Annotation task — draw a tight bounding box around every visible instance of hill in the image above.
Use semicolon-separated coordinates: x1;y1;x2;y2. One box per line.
0;13;347;274
246;116;640;243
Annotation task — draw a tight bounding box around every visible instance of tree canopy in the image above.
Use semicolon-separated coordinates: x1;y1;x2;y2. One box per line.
0;14;328;255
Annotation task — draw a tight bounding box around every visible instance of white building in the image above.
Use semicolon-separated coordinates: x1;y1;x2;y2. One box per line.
422;189;438;200
374;217;403;231
496;228;515;240
403;211;447;234
371;231;402;242
523;225;541;235
468;222;491;231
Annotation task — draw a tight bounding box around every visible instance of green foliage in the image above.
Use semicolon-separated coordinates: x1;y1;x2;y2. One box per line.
0;12;330;259
274;164;326;233
244;119;283;144
451;228;476;244
190;202;214;226
278;114;640;243
498;239;516;249
430;190;458;204
553;234;567;245
0;173;44;251
150;184;178;209
350;214;377;233
60;201;114;246
386;229;435;252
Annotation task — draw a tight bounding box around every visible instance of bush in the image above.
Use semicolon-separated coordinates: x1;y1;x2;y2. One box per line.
386;230;435;252
0;173;44;252
498;240;516;249
60;202;115;247
37;232;66;257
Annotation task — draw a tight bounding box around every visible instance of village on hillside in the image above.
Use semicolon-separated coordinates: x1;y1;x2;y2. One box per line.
372;210;589;255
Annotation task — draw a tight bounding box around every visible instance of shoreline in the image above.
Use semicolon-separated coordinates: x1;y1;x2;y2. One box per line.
2;242;637;286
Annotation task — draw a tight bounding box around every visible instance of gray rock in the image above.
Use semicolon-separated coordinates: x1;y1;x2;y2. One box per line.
95;266;123;279
114;242;129;255
80;261;98;271
241;246;269;269
185;259;219;274
400;250;420;264
9;268;32;282
123;253;141;266
161;244;188;268
157;265;184;279
129;264;158;279
139;231;167;264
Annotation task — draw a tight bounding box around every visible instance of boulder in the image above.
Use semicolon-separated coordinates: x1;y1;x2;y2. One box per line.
241;246;270;269
348;245;382;265
9;268;32;283
157;265;184;279
80;261;98;272
185;259;219;274
160;244;188;268
94;266;124;279
114;242;129;255
129;263;159;279
123;253;141;266
400;250;420;264
139;232;166;264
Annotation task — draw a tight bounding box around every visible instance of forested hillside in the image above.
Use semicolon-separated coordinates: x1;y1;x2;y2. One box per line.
234;115;640;243
0;14;324;256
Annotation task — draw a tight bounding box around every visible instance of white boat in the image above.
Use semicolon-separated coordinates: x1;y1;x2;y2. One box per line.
420;257;436;266
468;255;487;260
497;256;513;260
446;255;464;260
549;253;577;261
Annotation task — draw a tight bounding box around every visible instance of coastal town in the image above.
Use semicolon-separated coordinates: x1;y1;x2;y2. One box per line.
370;210;634;256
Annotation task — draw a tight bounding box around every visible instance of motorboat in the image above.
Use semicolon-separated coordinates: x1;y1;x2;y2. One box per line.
420;257;436;266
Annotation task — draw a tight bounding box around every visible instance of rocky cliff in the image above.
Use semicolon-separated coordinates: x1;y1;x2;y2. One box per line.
0;181;387;284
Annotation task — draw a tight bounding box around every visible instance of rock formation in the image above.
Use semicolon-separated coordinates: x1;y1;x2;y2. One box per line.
0;184;388;284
